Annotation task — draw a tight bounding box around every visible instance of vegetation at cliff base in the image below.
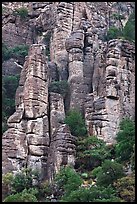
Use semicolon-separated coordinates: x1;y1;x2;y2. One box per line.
3;116;135;202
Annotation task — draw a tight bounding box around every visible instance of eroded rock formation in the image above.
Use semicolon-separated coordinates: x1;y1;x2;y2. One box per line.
2;2;135;180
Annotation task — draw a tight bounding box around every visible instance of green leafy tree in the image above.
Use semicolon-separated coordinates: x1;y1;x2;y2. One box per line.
11;45;29;58
106;26;122;41
55;166;82;199
2;43;11;62
114;174;135;202
115;118;135;163
2;75;20;133
61;185;121;202
48;80;69;98
123;11;135;42
92;160;124;187
9;168;39;193
64;109;87;136
3;188;38;202
76;136;111;171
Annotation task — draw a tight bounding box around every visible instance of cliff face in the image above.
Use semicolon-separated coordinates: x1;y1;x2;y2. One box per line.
2;2;135;180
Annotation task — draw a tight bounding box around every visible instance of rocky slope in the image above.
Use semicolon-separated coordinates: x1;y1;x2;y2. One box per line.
2;2;135;181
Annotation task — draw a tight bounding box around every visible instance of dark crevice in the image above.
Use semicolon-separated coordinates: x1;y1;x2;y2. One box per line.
47;92;51;147
71;2;75;32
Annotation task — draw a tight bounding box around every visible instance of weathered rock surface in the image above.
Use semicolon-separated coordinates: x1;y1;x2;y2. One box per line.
46;124;76;181
2;2;135;182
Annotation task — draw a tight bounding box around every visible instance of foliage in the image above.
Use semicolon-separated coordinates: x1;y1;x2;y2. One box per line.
115;118;135;163
92;160;124;187
2;43;11;62
2;75;20;133
64;109;87;136
106;26;122;41
55;166;82;199
61;185;121;202
48;80;69;98
2;43;29;62
2;173;14;186
111;13;125;20
3;188;38;202
130;144;135;171
76;136;111;171
106;11;135;42
13;7;28;19
123;11;135;42
11;45;29;58
113;174;135;202
11;168;39;193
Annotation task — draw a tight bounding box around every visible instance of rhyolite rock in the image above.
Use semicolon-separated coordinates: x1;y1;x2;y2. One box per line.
2;2;135;182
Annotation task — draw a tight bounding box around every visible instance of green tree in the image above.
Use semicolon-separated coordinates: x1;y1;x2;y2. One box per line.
2;43;11;62
114;174;135;202
123;11;135;42
76;136;111;171
64;109;87;136
48;80;69;98
55;166;82;199
3;188;38;202
106;26;122;41
2;75;20;133
6;168;39;194
61;185;121;202
115;118;135;163
92;160;124;187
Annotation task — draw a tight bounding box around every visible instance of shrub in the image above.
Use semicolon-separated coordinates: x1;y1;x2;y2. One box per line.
123;11;135;42
2;43;29;62
48;80;69;98
2;43;11;62
76;136;111;171
55;166;82;199
13;7;28;19
114;174;135;202
10;168;39;193
92;160;124;187
64;109;87;136
115;118;135;163
11;45;29;58
62;185;121;202
3;188;38;202
2;75;20;133
106;26;122;41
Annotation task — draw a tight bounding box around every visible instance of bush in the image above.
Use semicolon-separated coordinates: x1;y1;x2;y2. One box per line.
2;75;20;133
92;160;124;187
76;136;111;171
2;43;29;62
114;174;135;202
62;185;121;202
55;166;82;199
3;188;38;202
11;45;29;58
64;109;87;136
2;43;11;62
48;80;69;98
123;11;135;42
115;118;135;163
13;7;28;19
106;26;122;41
